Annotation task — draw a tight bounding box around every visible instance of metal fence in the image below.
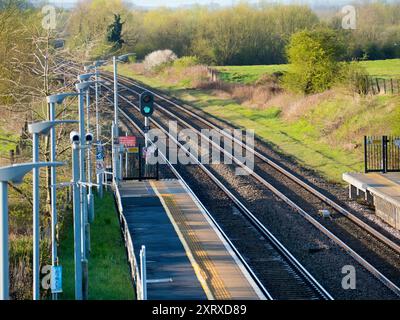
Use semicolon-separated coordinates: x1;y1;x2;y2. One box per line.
373;78;400;95
122;144;159;180
364;136;400;173
356;76;400;95
114;185;146;300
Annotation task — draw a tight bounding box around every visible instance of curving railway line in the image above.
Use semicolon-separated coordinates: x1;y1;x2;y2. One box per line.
64;61;400;299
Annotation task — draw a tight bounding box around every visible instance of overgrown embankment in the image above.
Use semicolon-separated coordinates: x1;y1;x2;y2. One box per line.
108;60;400;184
59;191;134;300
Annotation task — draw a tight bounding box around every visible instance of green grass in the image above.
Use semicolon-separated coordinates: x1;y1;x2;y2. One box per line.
109;63;400;183
0;127;18;155
359;59;400;79
215;64;289;84
59;191;134;300
214;59;400;84
178;90;365;182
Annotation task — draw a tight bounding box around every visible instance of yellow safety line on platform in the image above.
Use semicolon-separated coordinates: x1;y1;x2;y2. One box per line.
150;181;231;300
150;181;214;300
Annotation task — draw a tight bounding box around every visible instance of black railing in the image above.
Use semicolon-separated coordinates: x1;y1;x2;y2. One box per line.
122;144;159;181
364;136;400;173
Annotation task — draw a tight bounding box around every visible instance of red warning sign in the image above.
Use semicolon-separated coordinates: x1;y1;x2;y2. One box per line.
119;136;137;147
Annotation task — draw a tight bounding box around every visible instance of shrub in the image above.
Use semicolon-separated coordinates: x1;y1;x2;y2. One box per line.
127;55;136;64
173;56;200;68
343;63;370;95
284;28;345;94
143;49;177;71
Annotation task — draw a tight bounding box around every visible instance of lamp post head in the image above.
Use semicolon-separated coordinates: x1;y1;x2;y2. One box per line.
78;73;96;82
28;120;79;136
94;60;106;68
84;65;95;72
0;162;64;184
76;80;104;92
116;53;135;62
47;93;80;104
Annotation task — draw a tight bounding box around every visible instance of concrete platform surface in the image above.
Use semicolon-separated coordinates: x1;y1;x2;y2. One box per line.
119;179;265;300
343;172;400;207
119;180;206;300
343;172;400;230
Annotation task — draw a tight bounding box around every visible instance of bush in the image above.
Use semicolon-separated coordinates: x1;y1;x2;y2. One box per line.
173;56;200;68
344;63;370;95
284;28;345;94
127;55;136;64
143;49;177;71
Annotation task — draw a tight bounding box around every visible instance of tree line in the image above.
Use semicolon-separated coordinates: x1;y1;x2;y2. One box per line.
0;0;79;298
66;0;400;65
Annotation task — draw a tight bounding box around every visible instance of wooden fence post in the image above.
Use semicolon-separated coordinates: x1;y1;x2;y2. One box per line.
370;77;376;95
376;78;380;93
391;78;394;95
10;150;14;164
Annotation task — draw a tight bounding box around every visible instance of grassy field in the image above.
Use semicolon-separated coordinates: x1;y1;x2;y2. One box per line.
110;62;400;184
359;59;400;79
215;64;289;84
59;191;134;300
215;59;400;84
0;127;18;155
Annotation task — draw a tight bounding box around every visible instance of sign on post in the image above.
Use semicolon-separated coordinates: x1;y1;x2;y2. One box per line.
95;141;105;174
119;136;137;148
51;266;63;294
96;160;105;174
127;147;139;154
96;142;104;160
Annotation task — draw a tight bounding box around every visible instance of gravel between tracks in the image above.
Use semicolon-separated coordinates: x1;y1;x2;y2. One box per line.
84;70;400;300
119;100;399;300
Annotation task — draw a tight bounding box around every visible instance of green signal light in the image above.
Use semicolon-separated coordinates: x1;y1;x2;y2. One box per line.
143;106;151;114
140;91;154;116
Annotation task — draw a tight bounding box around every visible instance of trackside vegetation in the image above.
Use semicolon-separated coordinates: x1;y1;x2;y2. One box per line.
110;59;400;184
216;59;400;85
59;192;134;300
67;1;400;66
2;0;400;299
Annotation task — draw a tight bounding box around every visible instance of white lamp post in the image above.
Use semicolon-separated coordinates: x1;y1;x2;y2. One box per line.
28;120;78;300
46;93;80;300
0;162;64;300
112;53;135;184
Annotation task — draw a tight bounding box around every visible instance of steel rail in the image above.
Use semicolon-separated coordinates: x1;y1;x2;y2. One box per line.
61;62;322;298
69;61;400;298
64;64;400;298
109;72;400;256
93;74;400;298
61;59;333;299
115;103;272;300
103;93;333;300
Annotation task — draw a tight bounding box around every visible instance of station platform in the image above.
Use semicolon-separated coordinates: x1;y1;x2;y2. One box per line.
343;172;400;230
117;179;265;300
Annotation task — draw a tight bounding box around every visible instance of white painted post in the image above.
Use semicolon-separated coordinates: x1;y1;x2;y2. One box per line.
0;181;9;300
140;245;147;300
32;133;40;300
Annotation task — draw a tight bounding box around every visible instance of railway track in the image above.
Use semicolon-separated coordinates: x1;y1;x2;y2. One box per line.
64;61;334;300
65;61;400;299
111;71;400;253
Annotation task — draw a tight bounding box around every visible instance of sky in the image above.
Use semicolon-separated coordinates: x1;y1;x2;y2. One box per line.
46;0;255;7
44;0;355;9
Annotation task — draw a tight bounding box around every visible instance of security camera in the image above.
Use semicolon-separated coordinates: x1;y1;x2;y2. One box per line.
70;131;80;144
85;132;94;144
